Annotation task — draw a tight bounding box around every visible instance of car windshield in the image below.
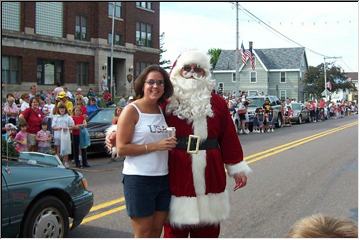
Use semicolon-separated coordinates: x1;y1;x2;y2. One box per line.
248;98;265;108
89;109;114;123
18;152;63;167
291;103;302;110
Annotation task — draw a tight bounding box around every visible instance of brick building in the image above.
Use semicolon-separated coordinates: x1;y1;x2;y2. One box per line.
2;2;160;97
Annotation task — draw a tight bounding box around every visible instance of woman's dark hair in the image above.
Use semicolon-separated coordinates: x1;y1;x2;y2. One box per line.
29;97;40;106
56;102;69;115
133;65;173;103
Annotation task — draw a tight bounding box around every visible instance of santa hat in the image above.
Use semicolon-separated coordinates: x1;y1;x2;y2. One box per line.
170;50;211;80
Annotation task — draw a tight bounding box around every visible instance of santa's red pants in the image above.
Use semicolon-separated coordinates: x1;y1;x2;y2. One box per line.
163;223;220;238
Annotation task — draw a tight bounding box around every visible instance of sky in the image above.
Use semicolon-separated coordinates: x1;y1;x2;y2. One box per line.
160;2;359;73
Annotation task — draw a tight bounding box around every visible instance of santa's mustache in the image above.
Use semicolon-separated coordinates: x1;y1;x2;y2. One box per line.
181;71;206;80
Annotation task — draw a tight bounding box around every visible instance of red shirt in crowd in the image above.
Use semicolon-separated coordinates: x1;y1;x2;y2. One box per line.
72;115;85;136
21;108;44;134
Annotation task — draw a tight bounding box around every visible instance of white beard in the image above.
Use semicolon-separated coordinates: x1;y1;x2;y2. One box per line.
166;75;215;124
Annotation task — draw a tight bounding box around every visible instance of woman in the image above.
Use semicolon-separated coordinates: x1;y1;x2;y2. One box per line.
19;97;44;151
3;93;19;125
116;65;177;237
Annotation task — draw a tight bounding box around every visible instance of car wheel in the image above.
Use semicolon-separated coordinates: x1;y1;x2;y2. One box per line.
298;115;302;124
22;196;69;238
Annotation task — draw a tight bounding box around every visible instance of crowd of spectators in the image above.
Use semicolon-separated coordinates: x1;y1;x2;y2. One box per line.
2;84;113;167
222;90;358;135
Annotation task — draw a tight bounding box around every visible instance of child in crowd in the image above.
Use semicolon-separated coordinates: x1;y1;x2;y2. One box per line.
112;106;123;125
284;106;293;126
287;214;357;238
52;103;75;168
253;107;264;133
14;120;28;152
72;106;90;168
36;120;52;154
266;108;275;132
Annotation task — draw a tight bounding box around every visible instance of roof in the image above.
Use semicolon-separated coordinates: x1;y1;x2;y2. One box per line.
214;47;306;71
345;72;358;81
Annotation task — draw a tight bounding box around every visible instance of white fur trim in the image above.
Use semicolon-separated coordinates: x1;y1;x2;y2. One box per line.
225;161;252;177
191;117;208;195
105;125;118;156
169;191;230;226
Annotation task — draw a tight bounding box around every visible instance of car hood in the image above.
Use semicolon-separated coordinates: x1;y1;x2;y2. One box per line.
2;161;79;186
87;122;112;132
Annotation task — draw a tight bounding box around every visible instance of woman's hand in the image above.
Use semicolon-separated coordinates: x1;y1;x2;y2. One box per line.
153;137;177;151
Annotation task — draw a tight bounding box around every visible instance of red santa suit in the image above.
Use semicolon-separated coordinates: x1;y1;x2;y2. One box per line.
163;50;252;237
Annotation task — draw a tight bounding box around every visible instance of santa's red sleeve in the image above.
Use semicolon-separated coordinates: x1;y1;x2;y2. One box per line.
212;94;252;177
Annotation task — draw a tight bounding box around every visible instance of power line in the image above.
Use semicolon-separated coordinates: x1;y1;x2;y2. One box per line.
238;3;331;58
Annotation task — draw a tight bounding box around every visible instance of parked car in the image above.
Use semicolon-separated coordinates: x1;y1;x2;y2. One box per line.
87;108;115;153
1;152;93;238
246;95;283;131
290;102;311;124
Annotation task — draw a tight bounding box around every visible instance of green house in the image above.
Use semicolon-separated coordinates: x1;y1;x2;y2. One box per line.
212;47;308;102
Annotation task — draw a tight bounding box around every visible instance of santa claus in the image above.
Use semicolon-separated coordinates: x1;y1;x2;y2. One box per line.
162;50;252;237
105;50;252;237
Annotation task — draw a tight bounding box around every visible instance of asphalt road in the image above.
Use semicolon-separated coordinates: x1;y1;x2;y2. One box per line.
68;115;358;238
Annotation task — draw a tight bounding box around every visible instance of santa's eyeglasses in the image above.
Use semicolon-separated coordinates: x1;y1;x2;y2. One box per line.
181;65;204;74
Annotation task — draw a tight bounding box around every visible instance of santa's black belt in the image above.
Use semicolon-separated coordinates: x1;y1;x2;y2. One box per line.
175;136;219;154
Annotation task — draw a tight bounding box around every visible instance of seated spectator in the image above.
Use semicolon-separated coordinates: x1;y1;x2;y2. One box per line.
287;214;357;238
103;90;114;107
86;97;99;117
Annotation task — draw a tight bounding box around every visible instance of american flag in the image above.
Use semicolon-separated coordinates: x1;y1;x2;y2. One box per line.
249;41;256;70
240;42;250;64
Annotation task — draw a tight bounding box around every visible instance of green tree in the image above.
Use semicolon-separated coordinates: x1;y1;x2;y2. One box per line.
304;63;356;98
207;48;222;69
159;32;171;69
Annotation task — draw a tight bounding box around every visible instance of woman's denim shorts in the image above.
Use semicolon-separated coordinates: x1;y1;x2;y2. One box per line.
122;174;171;218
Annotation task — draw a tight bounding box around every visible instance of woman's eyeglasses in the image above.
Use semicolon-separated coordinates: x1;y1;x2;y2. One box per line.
145;79;164;86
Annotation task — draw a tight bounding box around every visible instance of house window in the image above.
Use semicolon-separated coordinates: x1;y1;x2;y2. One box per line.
218;83;224;94
76;62;89;86
280;72;286;83
108;2;121;18
136;2;152;10
2;2;20;31
108;33;123;45
248;91;258;96
280;90;286;100
135;62;151;77
36;2;63;37
232;73;236;82
250;71;257;83
2;56;21;84
37;59;63;85
75;16;87;40
136;22;152;47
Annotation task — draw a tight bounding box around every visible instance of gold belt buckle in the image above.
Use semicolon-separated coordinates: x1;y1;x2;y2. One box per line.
187;135;200;154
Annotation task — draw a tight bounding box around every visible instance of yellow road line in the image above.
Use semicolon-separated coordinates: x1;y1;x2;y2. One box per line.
90;197;125;212
81;121;357;225
81;205;127;225
245;122;356;161
247;122;357;164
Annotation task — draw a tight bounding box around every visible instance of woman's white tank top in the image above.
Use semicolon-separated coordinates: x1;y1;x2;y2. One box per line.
122;103;169;176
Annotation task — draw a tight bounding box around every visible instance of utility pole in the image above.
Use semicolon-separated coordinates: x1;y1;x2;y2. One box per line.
110;1;115;100
235;2;240;92
323;56;341;100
